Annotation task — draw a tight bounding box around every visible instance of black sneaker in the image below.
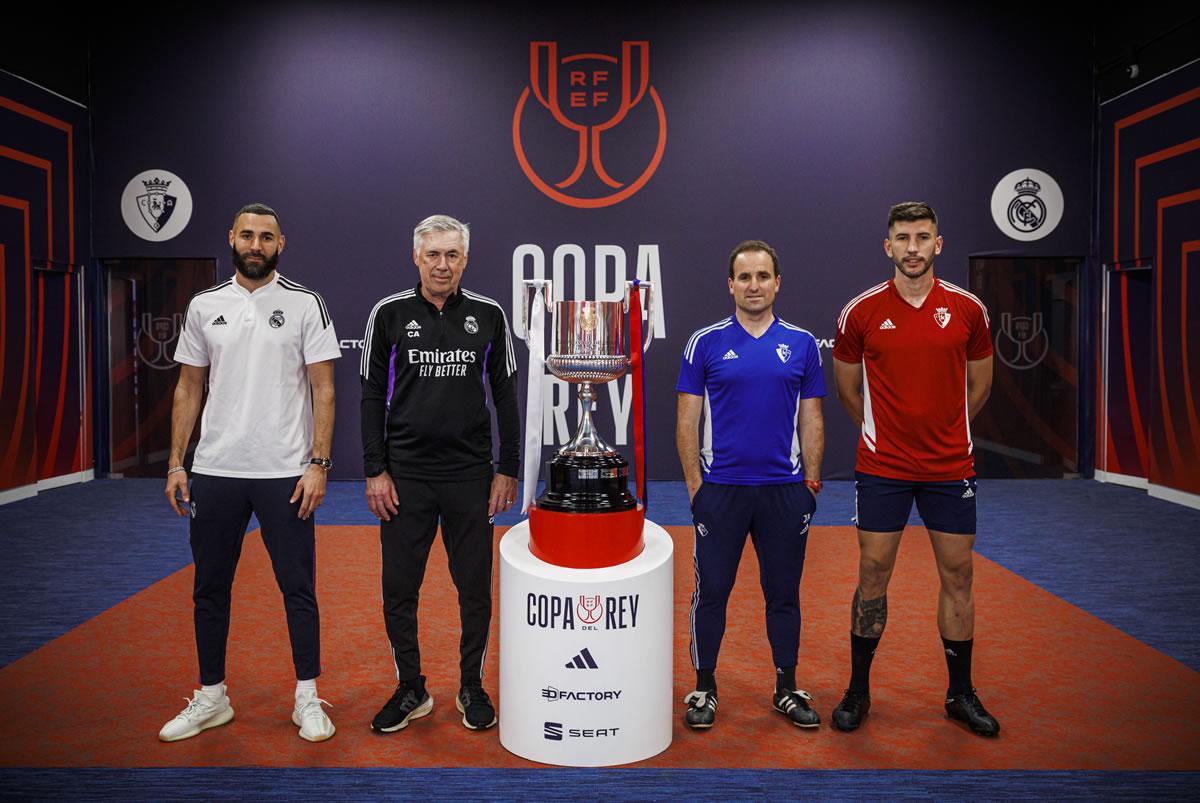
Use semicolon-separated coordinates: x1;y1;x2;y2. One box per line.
456;685;497;730
371;676;433;733
683;689;717;729
945;689;1000;737
831;689;870;731
773;688;820;728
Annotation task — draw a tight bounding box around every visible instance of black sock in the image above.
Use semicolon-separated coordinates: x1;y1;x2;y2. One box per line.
696;669;716;692
849;633;880;694
775;665;796;693
942;638;974;696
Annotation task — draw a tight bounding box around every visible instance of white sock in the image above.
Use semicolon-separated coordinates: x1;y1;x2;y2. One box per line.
296;678;317;699
200;682;225;701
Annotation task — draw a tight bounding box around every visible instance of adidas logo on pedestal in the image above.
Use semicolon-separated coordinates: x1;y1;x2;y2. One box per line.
564;648;599;669
879;319;896;330
722;349;738;360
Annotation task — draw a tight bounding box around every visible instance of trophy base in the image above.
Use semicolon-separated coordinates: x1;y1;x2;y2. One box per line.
528;505;645;569
536;453;638;513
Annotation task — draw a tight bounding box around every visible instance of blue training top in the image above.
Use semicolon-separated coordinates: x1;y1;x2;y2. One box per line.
676;316;826;485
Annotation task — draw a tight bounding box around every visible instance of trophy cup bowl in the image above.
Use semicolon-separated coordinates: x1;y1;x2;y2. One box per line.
538;298;637;512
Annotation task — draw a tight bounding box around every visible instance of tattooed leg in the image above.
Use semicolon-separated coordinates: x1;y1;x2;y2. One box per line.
851;586;888;638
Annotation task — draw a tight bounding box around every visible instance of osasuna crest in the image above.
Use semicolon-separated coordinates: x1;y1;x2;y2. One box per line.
933;307;951;329
990;168;1063;242
121;169;193;242
269;309;286;329
776;343;791;363
136;177;176;233
464;315;479;334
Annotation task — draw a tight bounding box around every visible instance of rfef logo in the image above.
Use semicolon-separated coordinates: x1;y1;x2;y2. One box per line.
135;313;181;370
513;41;667;209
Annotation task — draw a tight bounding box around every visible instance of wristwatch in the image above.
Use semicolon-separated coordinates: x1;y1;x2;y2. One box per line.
309;457;332;470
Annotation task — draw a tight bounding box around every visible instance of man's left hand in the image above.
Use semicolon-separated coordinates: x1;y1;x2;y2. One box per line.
291;464;328;520
489;473;518;517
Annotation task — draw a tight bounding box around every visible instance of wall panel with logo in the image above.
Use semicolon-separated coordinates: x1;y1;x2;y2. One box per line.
970;258;1080;478
102;258;215;477
86;4;1093;480
0;71;91;502
1097;60;1200;505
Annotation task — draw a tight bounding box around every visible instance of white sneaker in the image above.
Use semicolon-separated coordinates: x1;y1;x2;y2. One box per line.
292;691;335;742
158;689;234;742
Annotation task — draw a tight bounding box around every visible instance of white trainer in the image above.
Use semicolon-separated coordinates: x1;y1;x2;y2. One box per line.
292;691;336;742
158;689;234;742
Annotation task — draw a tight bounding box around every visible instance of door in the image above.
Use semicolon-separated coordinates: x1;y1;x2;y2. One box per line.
103;258;215;477
969;257;1081;478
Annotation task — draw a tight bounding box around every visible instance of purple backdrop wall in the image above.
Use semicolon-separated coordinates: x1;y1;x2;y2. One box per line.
88;3;1093;480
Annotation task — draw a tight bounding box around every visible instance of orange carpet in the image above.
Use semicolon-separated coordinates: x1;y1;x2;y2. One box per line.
0;525;1196;769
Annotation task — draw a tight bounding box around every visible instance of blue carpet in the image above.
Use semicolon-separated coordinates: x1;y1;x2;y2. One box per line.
0;768;1195;800
973;480;1200;671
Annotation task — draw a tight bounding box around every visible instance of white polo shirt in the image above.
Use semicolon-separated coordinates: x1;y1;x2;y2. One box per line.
173;272;341;478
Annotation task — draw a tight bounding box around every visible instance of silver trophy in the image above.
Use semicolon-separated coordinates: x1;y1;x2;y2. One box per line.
523;280;653;512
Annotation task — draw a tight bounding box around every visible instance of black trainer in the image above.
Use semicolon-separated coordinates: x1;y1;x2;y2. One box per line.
831;689;870;731
456;685;497;730
683;690;717;729
945;689;1000;737
773;688;820;728
371;676;433;733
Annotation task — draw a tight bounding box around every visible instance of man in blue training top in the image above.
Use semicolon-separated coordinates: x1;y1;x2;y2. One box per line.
675;240;826;730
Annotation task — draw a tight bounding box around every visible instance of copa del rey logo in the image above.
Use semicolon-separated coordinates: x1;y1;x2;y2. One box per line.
513;41;667;209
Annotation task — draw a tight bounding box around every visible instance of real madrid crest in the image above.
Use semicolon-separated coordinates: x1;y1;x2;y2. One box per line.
776;343;791;363
464;315;479;334
990;168;1063;242
1007;178;1046;233
933;307;951;329
269;309;286;329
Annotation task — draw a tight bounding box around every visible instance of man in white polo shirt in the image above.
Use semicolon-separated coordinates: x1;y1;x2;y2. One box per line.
159;203;341;743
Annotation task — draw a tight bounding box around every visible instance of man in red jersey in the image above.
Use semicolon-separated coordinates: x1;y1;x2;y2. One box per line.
830;202;998;737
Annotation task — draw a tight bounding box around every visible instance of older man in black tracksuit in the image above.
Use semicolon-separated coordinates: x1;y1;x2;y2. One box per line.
361;214;519;734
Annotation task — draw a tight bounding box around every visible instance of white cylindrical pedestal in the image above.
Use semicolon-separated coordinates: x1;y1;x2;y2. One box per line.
499;519;673;766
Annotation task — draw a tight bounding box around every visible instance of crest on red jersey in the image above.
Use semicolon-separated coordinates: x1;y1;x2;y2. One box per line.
933;307;952;329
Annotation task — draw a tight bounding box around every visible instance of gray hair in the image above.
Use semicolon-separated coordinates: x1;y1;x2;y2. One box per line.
413;214;470;254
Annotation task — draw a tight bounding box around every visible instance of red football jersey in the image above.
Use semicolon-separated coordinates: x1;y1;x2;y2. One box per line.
833;278;992;480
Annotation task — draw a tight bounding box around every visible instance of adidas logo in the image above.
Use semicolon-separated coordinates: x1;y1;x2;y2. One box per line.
406;320;421;330
722;349;738;360
879;319;896;330
962;488;975;499
564;647;599;669
211;315;228;326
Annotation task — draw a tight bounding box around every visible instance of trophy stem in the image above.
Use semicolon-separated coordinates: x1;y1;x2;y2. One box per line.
561;382;617;456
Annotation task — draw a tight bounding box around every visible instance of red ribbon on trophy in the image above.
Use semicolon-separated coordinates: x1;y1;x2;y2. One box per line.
629;280;648;509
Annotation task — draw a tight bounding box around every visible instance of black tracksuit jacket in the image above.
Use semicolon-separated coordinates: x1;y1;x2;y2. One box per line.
360;284;520;481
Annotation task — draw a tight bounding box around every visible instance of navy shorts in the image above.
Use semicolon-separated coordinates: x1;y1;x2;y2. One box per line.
854;472;977;535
